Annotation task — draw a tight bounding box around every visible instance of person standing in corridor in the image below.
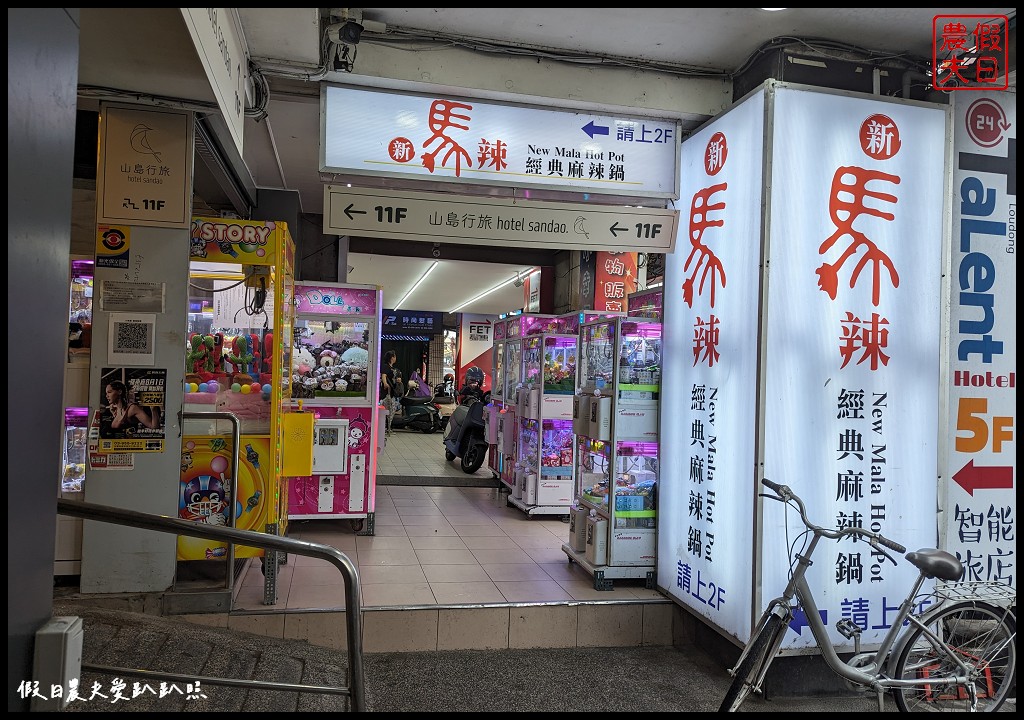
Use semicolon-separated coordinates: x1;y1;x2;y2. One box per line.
380;350;398;434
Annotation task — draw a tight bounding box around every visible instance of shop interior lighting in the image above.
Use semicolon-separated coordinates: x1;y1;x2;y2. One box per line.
395;260;438;310
451;268;535;313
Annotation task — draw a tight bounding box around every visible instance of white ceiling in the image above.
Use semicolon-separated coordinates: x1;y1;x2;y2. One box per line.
77;8;1016;316
348;255;536;316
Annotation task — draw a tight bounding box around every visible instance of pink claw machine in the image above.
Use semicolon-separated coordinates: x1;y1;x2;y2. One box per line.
286;282;383;534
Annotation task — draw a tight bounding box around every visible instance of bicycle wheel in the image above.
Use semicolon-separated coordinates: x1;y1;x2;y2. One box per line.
892;600;1016;712
718;613;786;712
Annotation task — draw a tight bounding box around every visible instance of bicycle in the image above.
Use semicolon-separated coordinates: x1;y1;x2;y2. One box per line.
719;478;1016;713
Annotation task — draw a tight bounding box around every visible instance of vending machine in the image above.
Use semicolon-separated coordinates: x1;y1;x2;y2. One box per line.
285;282;383;534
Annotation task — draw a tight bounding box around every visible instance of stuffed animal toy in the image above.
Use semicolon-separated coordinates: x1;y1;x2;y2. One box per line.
227;335;256;376
212;333;226;373
262;332;274;380
293;345;316;377
319;349;339;368
186;334;216;375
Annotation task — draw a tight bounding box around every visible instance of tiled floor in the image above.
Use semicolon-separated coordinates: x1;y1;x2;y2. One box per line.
376;409;496;480
233;484;664;611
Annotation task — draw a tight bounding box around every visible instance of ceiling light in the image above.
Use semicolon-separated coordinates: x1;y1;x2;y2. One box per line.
394;260;438;310
451;274;522;313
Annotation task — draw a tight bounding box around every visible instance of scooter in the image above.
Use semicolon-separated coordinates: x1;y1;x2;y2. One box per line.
432;373;456;404
442;396;489;473
390;394;444;433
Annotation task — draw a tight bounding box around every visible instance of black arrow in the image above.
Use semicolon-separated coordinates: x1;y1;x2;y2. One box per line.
609;222;626;237
344;203;367;221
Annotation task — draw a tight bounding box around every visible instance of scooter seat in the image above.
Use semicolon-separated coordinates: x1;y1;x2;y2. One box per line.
401;395;434;407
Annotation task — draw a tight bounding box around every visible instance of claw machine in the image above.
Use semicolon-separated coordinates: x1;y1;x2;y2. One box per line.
56;257;94;576
495;313;558;499
285;282;383;534
563;314;662;590
508;314;580;517
485;317;510;480
180;217;302;605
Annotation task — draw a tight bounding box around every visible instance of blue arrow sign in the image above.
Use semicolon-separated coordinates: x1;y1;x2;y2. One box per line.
789;607;827;635
582;121;610;138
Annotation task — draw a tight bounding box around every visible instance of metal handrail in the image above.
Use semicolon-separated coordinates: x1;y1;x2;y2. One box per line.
57;498;365;712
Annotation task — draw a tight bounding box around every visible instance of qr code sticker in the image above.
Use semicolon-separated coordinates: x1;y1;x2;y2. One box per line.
113;321;152;353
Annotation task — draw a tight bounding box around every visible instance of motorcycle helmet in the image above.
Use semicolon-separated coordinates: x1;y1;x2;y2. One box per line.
465;366;484;385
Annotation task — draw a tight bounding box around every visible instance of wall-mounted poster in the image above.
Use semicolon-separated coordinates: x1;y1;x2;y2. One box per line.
97;367;166;453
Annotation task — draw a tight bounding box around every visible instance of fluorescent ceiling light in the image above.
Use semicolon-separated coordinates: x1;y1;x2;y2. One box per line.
395;260;438;309
451;270;531;313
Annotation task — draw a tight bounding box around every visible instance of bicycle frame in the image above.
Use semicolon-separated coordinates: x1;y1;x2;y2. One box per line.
737;528;979;704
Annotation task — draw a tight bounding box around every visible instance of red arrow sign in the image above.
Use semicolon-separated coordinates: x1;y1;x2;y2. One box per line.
952;460;1014;496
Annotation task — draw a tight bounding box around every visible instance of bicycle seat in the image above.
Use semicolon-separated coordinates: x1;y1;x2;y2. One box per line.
905;548;964;581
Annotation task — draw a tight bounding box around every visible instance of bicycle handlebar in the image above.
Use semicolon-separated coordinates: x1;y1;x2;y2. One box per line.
760;478;907;554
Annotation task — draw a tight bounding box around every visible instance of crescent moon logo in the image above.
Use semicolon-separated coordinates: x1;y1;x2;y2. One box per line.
129;123;162;163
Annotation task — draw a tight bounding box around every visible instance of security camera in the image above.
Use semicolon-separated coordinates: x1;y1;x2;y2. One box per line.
327;20;363;46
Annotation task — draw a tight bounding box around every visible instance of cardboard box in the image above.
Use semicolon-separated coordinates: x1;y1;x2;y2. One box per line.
585;516;608;565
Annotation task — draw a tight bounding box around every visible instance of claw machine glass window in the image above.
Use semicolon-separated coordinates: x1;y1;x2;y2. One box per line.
61;408;89;493
504;338;522;401
543;335;577;395
579;319;616;390
291;318;373;400
617;320;662;403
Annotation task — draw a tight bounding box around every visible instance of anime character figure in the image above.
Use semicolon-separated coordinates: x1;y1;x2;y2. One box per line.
216;238;238;258
180;450;194;474
245;442;260;469
179;473;229;525
189;234;208;258
348;416;370;449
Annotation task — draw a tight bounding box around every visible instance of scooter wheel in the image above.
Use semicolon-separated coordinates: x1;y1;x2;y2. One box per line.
421;424;437;434
445;450;456;461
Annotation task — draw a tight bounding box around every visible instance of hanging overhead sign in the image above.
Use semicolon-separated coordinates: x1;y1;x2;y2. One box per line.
324;185;678;252
180;8;248;156
96;104;194;229
321;84;680;200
